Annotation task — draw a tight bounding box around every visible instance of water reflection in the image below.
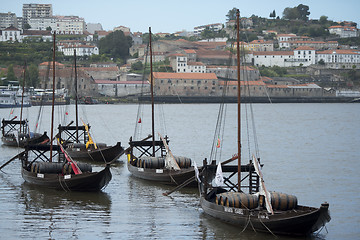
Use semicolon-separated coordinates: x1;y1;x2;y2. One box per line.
19;183;111;239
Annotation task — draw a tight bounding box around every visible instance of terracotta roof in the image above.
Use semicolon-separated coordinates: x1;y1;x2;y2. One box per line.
184;49;196;54
317;49;360;55
153;72;217;80
80;67;119;71
294;46;315;50
39;61;65;66
187;62;204;66
95;80;148;84
4;26;19;31
253;51;293;56
218;80;266;86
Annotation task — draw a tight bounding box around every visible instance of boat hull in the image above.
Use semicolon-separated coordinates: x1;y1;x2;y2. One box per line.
2;132;49;147
127;161;196;186
65;142;124;163
200;196;330;236
21;165;112;191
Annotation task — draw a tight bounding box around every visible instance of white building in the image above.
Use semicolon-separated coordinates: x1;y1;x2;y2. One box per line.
328;25;358;38
250;47;315;67
22;4;53;25
57;43;99;56
28;17;57;31
316;49;360;68
194;23;223;36
0;26;22;42
173;55;206;73
0;12;18;29
54;16;85;34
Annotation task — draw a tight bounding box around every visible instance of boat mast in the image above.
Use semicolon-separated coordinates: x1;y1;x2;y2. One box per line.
74;49;79;142
50;32;56;162
236;9;242;192
19;61;26;134
149;27;155;157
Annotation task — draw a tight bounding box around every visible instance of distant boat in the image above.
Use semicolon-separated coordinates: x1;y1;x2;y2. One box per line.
0;87;31;108
198;10;331;236
127;27;195;186
1;117;49;147
1;66;48;147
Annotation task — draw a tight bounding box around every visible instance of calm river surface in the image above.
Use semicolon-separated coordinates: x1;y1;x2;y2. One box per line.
0;103;359;239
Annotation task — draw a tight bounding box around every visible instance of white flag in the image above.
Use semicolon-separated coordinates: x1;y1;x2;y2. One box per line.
193;161;201;182
214;162;224;187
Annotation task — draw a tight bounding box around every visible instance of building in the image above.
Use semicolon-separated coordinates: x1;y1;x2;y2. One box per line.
280;40;338;50
316;49;360;69
28;17;57;31
0;12;18;29
95;79;149;97
22;30;52;42
329;25;358;38
113;26;130;33
152;72;218;96
86;23;103;34
57;43;99;56
54;16;85;35
22;4;53;26
194;23;223;36
171;54;206;73
0;26;22;42
249;47;316;67
247;39;274;51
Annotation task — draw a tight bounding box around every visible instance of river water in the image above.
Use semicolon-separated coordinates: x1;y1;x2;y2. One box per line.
0;103;359;239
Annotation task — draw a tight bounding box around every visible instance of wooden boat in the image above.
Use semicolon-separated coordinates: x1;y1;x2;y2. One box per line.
1;118;49;147
127;27;195;186
20;144;111;191
11;33;112;192
57;124;124;163
198;10;330;236
57;49;124;163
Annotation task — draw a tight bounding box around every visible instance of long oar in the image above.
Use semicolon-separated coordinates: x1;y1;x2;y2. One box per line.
163;175;196;196
0;151;25;171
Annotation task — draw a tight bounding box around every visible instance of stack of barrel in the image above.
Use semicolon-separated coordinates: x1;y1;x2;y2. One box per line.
137;156;192;169
30;162;92;174
216;191;298;210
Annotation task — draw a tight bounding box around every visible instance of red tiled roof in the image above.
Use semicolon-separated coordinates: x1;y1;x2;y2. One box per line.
95;80;148;84
253;51;293;56
153;72;217;80
317;49;359;55
218;80;266;86
295;46;315;50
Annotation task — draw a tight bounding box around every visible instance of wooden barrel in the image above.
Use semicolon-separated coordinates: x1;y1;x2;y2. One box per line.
216;192;258;209
62;162;92;174
174;156;192;168
35;162;64;174
270;192;298;210
139;157;165;169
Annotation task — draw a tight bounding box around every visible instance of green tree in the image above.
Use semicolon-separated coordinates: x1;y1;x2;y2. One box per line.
23;23;31;30
6;64;17;84
297;4;310;21
98;30;132;61
282;7;300;20
319;16;328;25
269;10;276;19
26;64;39;87
226;7;237;21
46;26;52;31
131;61;143;71
282;4;310;21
